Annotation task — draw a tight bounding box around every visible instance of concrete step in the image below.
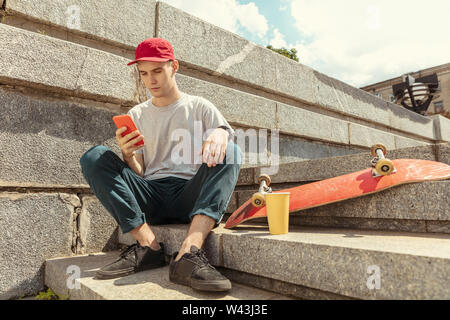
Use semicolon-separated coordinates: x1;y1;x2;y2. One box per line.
227;180;450;234
45;251;293;300
236;143;449;186
118;224;450;300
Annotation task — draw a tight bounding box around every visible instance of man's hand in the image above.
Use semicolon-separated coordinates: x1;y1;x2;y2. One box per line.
115;126;145;159
199;128;229;167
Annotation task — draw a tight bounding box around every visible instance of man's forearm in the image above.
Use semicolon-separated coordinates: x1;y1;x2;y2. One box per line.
123;154;144;177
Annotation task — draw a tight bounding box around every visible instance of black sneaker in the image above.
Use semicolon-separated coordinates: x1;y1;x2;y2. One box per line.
169;245;232;292
96;242;166;280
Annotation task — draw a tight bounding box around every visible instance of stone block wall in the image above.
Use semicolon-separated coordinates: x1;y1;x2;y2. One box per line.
0;0;448;299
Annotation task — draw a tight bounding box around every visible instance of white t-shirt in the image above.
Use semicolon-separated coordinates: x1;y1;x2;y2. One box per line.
127;92;234;181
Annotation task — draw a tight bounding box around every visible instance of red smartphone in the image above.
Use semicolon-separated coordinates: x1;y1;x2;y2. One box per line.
112;115;145;146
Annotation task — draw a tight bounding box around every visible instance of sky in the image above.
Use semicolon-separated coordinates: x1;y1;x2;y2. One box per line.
160;0;450;88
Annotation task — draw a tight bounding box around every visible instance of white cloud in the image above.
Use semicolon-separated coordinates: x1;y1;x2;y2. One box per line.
160;0;268;39
286;0;450;87
269;28;288;48
235;2;268;38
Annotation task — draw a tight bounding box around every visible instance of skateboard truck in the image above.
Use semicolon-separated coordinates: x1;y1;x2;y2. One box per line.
251;174;272;207
370;143;396;177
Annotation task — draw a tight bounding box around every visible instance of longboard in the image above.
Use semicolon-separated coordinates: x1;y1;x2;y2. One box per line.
224;159;450;229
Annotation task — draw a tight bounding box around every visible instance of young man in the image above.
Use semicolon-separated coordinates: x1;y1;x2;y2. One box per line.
80;38;242;292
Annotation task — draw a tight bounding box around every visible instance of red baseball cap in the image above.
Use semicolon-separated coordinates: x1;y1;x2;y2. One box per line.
127;38;175;66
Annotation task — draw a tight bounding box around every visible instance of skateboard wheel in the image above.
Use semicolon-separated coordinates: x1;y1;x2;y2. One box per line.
251;192;266;207
371;143;387;157
375;159;394;175
257;174;271;186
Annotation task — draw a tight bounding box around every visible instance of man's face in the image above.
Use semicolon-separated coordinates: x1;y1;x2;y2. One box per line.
137;60;178;97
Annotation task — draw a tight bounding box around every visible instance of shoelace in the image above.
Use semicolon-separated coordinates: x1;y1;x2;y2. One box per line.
193;249;215;269
119;243;138;259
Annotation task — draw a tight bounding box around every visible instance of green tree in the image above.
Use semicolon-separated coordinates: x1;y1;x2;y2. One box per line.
266;45;299;62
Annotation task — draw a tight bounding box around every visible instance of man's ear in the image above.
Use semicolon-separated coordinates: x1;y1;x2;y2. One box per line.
172;60;178;75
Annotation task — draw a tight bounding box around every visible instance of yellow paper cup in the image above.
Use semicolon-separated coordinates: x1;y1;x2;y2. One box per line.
265;192;290;235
